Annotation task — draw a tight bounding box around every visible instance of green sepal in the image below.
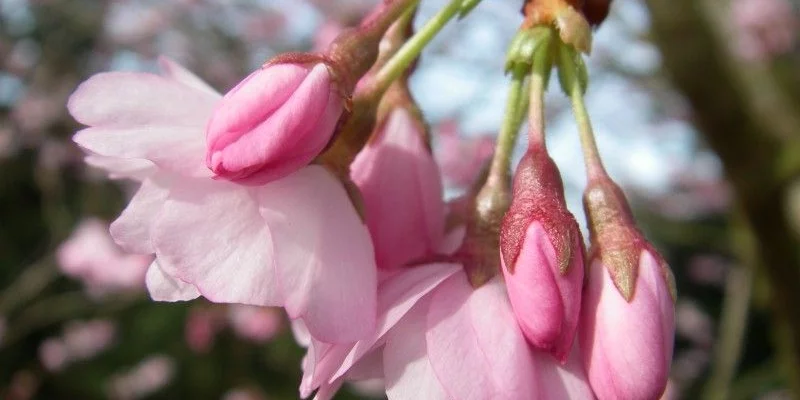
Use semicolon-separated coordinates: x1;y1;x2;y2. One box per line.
505;26;555;76
556;43;589;95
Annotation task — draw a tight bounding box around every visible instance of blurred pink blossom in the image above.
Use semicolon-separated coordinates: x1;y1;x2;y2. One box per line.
314;20;345;51
39;320;117;372
675;300;714;347
227;305;283;343
732;0;799;61
222;388;267;400
434;120;494;188
687;254;729;287
108;355;175;400
184;307;225;354
57;219;151;293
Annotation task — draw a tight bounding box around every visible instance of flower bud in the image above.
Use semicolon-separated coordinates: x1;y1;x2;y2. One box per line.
500;145;584;362
580;176;676;400
350;105;444;270
205;58;345;185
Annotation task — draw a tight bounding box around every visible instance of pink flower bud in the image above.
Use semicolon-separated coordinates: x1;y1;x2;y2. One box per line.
580;250;675;400
580;176;676;400
205;61;345;185
500;147;584;362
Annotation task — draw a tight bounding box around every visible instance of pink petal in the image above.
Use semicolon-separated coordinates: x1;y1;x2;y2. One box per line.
503;222;583;361
207;64;343;184
84;154;155;181
351;109;445;269
74;125;211;178
384;297;448;400
68;71;218;129
157;56;220;98
110;178;169;254
145;260;200;301
329;263;461;381
257;166;376;343
152;179;281;306
534;346;595;399
426;274;537;400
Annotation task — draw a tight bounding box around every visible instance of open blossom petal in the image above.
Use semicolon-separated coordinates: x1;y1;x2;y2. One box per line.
74;126;211;178
534;347;595;399
152;178;280;307
84;154;154;181
384;297;448;400
329;263;460;380
145;260;200;302
70;62;218;178
301;263;459;396
351;109;445;270
68;70;219;129
257;166;376;343
426;274;537;400
157;56;219;97
110;178;169;254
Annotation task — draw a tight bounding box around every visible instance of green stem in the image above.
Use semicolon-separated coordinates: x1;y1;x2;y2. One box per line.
527;39;553;147
559;45;607;179
372;0;464;94
704;212;756;400
487;69;528;186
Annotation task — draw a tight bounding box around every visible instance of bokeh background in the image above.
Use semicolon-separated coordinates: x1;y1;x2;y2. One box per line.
1;0;800;399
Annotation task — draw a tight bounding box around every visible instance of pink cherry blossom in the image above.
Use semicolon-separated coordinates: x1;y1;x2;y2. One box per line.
351;108;445;270
227;305;283;343
580;250;675;400
299;263;595;400
69;57;377;344
57;218;151;293
205;63;344;185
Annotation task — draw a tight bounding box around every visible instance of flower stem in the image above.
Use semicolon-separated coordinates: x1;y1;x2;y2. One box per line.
487;69;528;187
527;38;553;148
372;0;464;94
558;45;607;179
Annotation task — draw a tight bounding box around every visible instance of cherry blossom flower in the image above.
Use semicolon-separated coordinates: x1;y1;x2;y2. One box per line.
68;57;377;343
299;262;595;400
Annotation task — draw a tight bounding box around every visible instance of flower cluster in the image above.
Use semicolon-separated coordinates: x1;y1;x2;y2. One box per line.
68;0;675;399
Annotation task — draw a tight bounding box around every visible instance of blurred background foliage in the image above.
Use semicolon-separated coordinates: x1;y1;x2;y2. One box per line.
1;0;799;399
